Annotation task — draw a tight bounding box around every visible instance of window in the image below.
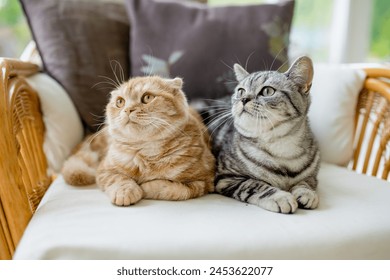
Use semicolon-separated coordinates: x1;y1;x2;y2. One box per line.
211;0;390;63
0;0;30;58
289;0;334;62
370;0;390;62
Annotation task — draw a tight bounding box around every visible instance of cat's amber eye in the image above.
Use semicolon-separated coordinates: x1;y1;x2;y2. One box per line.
116;97;125;108
141;93;155;104
261;86;275;97
237;88;246;97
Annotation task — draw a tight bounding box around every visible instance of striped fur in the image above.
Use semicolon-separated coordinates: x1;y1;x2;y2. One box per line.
62;76;215;206
198;56;320;214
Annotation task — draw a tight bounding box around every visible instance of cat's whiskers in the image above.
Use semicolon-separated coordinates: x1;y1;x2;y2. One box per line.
202;109;232;127
92;80;118;90
220;59;234;72
145;46;156;76
94;75;121;90
199;102;231;108
255;107;260;131
110;60;125;85
205;111;233;137
269;47;286;71
149;121;165;135
253;104;275;131
198;105;231;113
276;59;290;73
262;106;278;120
256;104;277;123
257;109;265;133
102;75;121;88
94;121;106;132
244;51;255;71
148;116;189;138
224;80;239;85
86;128;106;146
135;113;149;118
198;98;229;104
201;108;231;124
261;108;276;129
91;112;106;121
227;116;235;130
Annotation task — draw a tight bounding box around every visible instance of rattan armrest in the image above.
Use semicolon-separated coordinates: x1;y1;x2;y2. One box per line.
351;67;390;180
0;58;51;259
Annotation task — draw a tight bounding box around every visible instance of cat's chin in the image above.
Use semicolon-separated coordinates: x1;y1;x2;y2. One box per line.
234;116;273;138
110;125;146;139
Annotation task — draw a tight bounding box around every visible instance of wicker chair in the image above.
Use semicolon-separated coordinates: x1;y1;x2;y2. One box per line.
352;68;390;179
1;58;390;260
0;59;51;259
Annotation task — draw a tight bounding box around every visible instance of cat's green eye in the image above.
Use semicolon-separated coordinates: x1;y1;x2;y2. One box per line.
141;93;155;104
116;97;125;108
261;86;275;97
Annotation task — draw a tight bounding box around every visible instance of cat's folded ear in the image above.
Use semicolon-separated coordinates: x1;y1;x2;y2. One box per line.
285;56;314;94
165;77;183;90
234;64;249;82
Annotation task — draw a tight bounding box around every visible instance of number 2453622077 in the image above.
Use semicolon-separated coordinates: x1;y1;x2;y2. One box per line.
209;266;273;276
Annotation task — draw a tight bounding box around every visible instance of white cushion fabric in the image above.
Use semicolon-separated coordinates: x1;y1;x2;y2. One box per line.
26;73;84;173
20;41;43;69
309;64;366;166
14;163;390;259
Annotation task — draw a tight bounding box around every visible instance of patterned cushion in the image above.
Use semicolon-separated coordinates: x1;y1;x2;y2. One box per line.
126;0;295;99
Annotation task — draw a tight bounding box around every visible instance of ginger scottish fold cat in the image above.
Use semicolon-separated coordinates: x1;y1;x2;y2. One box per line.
62;76;215;206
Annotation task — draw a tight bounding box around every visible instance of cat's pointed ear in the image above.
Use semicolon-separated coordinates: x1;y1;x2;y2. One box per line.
166;77;183;90
285;56;314;94
234;63;249;82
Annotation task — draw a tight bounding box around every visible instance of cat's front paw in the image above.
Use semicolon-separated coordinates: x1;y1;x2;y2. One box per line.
106;184;143;206
259;191;298;214
291;186;319;209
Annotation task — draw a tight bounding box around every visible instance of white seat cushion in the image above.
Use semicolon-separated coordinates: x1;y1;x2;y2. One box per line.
14;163;390;259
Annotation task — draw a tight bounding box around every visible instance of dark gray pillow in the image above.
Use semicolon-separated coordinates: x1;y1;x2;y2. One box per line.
20;0;130;132
126;0;295;100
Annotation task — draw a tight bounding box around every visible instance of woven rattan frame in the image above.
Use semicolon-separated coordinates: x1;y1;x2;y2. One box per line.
0;58;51;259
351;68;390;180
0;58;389;259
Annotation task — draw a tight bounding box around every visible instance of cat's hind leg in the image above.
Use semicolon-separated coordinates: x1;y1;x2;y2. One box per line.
141;180;209;201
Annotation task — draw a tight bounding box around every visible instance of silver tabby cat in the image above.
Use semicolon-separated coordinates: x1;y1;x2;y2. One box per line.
201;56;320;214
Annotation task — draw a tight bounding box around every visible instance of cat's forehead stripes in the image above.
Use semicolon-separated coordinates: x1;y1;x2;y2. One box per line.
241;71;288;90
242;72;272;88
127;81;153;94
239;73;267;93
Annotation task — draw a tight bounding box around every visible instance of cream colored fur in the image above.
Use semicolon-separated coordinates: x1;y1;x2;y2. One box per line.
62;76;215;206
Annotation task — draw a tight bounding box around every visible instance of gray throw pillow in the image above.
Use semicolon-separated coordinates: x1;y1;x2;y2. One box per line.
126;0;295;100
20;0;130;132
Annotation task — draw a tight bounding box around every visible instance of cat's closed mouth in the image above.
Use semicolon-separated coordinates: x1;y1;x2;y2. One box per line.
240;108;254;116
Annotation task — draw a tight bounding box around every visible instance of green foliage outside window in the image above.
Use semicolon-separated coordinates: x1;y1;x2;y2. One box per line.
0;0;30;57
370;0;390;60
